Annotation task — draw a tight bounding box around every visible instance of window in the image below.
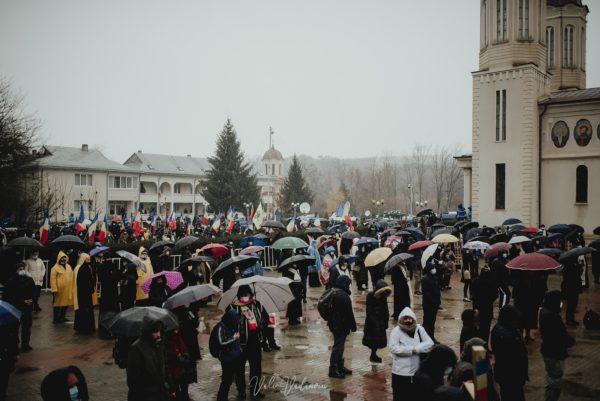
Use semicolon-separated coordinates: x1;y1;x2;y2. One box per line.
581;27;585;69
495;163;506;209
546;27;555;68
563;25;574;67
265;164;268;175
496;0;507;41
576;165;588;203
109;201;127;215
495;90;507;141
174;183;181;194
482;0;487;47
75;173;92;186
74;200;93;213
109;176;138;189
518;0;529;39
272;164;275;175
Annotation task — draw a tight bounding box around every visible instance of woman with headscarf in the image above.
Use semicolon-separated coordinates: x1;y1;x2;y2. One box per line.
119;262;138;311
362;279;391;363
50;251;74;323
490;305;528;401
281;265;303;326
388;307;434;400
390;261;413;321
136;247;154;305
148;275;173;308
73;253;96;334
412;344;458;401
41;365;89;401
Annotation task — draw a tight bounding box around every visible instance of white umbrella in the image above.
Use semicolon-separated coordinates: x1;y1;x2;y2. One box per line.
217;276;294;313
509;235;531;245
421;243;439;268
464;241;491;250
162;284;222;310
116;250;145;270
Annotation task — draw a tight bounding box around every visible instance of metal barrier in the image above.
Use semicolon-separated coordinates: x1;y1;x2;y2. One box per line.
262;246;278;268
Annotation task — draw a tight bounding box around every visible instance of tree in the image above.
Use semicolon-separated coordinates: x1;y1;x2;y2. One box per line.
0;80;40;224
202;118;260;213
278;155;314;215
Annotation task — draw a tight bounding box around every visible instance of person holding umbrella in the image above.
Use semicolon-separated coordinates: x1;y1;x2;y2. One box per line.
281;265;303;326
148;275;173;308
490;249;511;310
227;285;266;399
73;253;96;335
24;250;45;312
328;256;351;290
327;275;356;379
136;247;154;305
119;262;138;311
470;265;497;342
561;257;583;326
95;252;119;336
2;262;35;352
387;258;412;321
40;365;89;401
50;251;74;323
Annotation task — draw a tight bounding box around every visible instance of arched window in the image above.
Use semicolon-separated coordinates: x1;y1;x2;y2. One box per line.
563;25;574;67
496;0;507;41
272;164;275;175
482;0;487;47
519;0;529;39
581;27;586;70
546;27;554;68
576;165;587;203
265;164;268;175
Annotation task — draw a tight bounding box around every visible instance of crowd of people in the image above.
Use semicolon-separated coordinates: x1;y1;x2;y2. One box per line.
0;216;598;401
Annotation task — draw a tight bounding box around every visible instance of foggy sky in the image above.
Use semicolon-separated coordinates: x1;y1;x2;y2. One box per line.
1;0;599;162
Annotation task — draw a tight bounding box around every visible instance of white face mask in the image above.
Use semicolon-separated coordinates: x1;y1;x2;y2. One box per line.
444;367;453;376
430;268;437;275
17;270;26;276
560;302;564;309
240;296;250;303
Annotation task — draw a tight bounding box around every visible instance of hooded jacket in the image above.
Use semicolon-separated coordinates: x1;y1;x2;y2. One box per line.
136;247;154;301
218;309;242;363
41;365;89;401
73;253;94;311
388;307;434;376
413;344;458;400
50;251;74;307
362;279;391;349
490;305;528;386
539;290;575;360
327;275;356;335
127;316;168;401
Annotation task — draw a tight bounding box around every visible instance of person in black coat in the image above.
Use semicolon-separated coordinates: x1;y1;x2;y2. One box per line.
362;279;391;363
354;246;369;291
41;365;89;401
148;275;172;308
328;256;351;290
2;262;36;351
490;305;528;401
561;258;583;326
539;290;575;401
513;270;547;341
281;267;303;325
390;262;412;320
490;252;511;309
157;247;172;273
96;255;119;313
173;307;201;362
0;321;19;401
421;262;441;343
459;309;479;354
328;275;357;379
119;263;138;311
413;344;458;401
470;266;497;342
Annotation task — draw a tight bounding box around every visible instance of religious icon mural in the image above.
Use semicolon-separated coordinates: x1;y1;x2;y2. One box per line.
550;121;569;148
574;119;593;146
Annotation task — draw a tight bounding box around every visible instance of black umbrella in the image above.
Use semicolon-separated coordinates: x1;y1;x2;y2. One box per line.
510;224;525;231
355;237;379;246
480;227;496;237
50;235;86;250
341;231;360;240
569;224;584;233
589;239;600;250
277;254;316;271
384;253;413;274
109;307;178;337
489;233;508;244
431;223;446;231
253;234;269;240
507;229;524;238
548;224;571;234
305;227;324;235
558;247;596;262
531;235;548;245
212;255;259;279
454;221;467;229
594;226;600;236
536;248;562;257
416;209;434;217
173;236;200;251
460;221;479;233
464;227;482;242
469;235;490;244
179;255;215;267
149;240;174;252
261;220;286;229
7;237;43;248
502;218;522;225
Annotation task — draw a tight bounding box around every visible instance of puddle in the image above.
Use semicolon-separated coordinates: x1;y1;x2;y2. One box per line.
563;379;600;398
330;390;348;401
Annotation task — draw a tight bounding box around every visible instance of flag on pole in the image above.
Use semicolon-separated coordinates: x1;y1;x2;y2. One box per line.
253;203;265;230
75;204;86;234
97;214;108;244
133;209;143;237
225;207;235;235
336;202;344;218
169;210;177;231
211;211;221;232
201;209;210;226
342;201;354;231
87;213;99;245
286;217;295;233
314;214;321;227
39;212;50;244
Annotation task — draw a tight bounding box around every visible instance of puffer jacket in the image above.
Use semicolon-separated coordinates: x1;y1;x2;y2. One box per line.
388;307;434;376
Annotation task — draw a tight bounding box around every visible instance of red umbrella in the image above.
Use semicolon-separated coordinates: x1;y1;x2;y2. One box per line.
408;240;433;251
506;253;561;271
522;226;539;235
484;242;512;259
239;245;264;255
199;243;229;258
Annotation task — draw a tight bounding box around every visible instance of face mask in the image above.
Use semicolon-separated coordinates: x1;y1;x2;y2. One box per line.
17;270;26;276
240;296;250;303
560;302;564;309
438;260;443;265
140;255;148;260
501;253;508;258
69;386;79;401
444;367;453;377
430;269;437;275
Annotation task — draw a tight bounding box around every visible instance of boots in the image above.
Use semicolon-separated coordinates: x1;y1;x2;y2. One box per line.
328;366;345;379
339;359;352;375
369;350;382;363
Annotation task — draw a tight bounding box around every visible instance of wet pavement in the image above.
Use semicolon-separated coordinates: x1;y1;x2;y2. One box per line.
6;272;600;401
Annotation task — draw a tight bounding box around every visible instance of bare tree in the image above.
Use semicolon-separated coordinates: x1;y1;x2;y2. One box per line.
410;144;431;204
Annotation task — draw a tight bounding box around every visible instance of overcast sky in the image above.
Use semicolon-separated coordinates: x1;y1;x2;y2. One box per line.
1;0;599;162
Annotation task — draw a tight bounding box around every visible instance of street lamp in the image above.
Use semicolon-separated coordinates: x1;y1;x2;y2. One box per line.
371;199;384;216
243;202;253;217
291;202;300;214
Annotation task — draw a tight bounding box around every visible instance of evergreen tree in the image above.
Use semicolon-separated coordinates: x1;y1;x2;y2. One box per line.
202;118;260;212
278;155;314;215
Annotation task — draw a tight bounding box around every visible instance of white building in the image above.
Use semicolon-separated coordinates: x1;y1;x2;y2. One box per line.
256;145;284;217
458;0;599;235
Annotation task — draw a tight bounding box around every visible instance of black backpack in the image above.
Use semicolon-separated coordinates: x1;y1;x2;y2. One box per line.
209;323;222;358
318;288;338;321
583;309;600;330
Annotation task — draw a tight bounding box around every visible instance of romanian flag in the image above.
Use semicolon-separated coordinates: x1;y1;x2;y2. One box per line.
97;214;108;244
169;211;177;231
87;213;99;245
211;211;221;232
286;218;295;233
343;201;354;231
39;212;50;244
225;207;235;234
133;211;143;237
75;204;86;234
201;211;209;226
249;205;254;222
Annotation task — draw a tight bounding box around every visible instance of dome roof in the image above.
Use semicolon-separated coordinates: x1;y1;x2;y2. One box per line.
262;146;283;161
547;0;585;7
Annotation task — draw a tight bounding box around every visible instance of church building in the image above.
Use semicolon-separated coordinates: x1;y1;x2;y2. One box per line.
458;0;599;235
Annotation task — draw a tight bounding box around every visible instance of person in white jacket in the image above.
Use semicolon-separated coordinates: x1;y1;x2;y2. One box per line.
25;250;46;312
388;306;434;401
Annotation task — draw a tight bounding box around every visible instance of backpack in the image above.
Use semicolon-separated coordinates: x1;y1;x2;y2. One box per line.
209;323;222;358
583;309;600;330
318;288;338;321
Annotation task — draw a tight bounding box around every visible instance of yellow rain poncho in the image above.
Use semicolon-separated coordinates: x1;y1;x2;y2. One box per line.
50;251;74;307
136;246;154;301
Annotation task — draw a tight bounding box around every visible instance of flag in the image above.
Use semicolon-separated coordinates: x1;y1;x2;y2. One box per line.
249;205;255;222
336;202;344;218
87;213;99;245
201;210;209;226
253;203;265;230
314;214;321;227
211;211;221;232
97;214;108;244
225;207;235;235
169;210;177;231
150;210;158;234
343;201;354;231
133;210;143;237
75;204;86;234
286;217;295;233
39;212;50;244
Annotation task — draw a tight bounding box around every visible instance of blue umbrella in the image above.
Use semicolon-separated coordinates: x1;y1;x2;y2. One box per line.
548;224;572;234
90;246;110;257
403;227;425;241
328;225;343;234
239;236;266;248
502;218;522;225
0;300;22;327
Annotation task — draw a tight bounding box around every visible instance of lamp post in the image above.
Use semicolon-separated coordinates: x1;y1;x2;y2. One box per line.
243;202;253;217
291;202;300;214
371;199;384;216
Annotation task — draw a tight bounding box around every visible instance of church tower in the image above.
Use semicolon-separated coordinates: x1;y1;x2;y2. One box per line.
472;0;550;226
